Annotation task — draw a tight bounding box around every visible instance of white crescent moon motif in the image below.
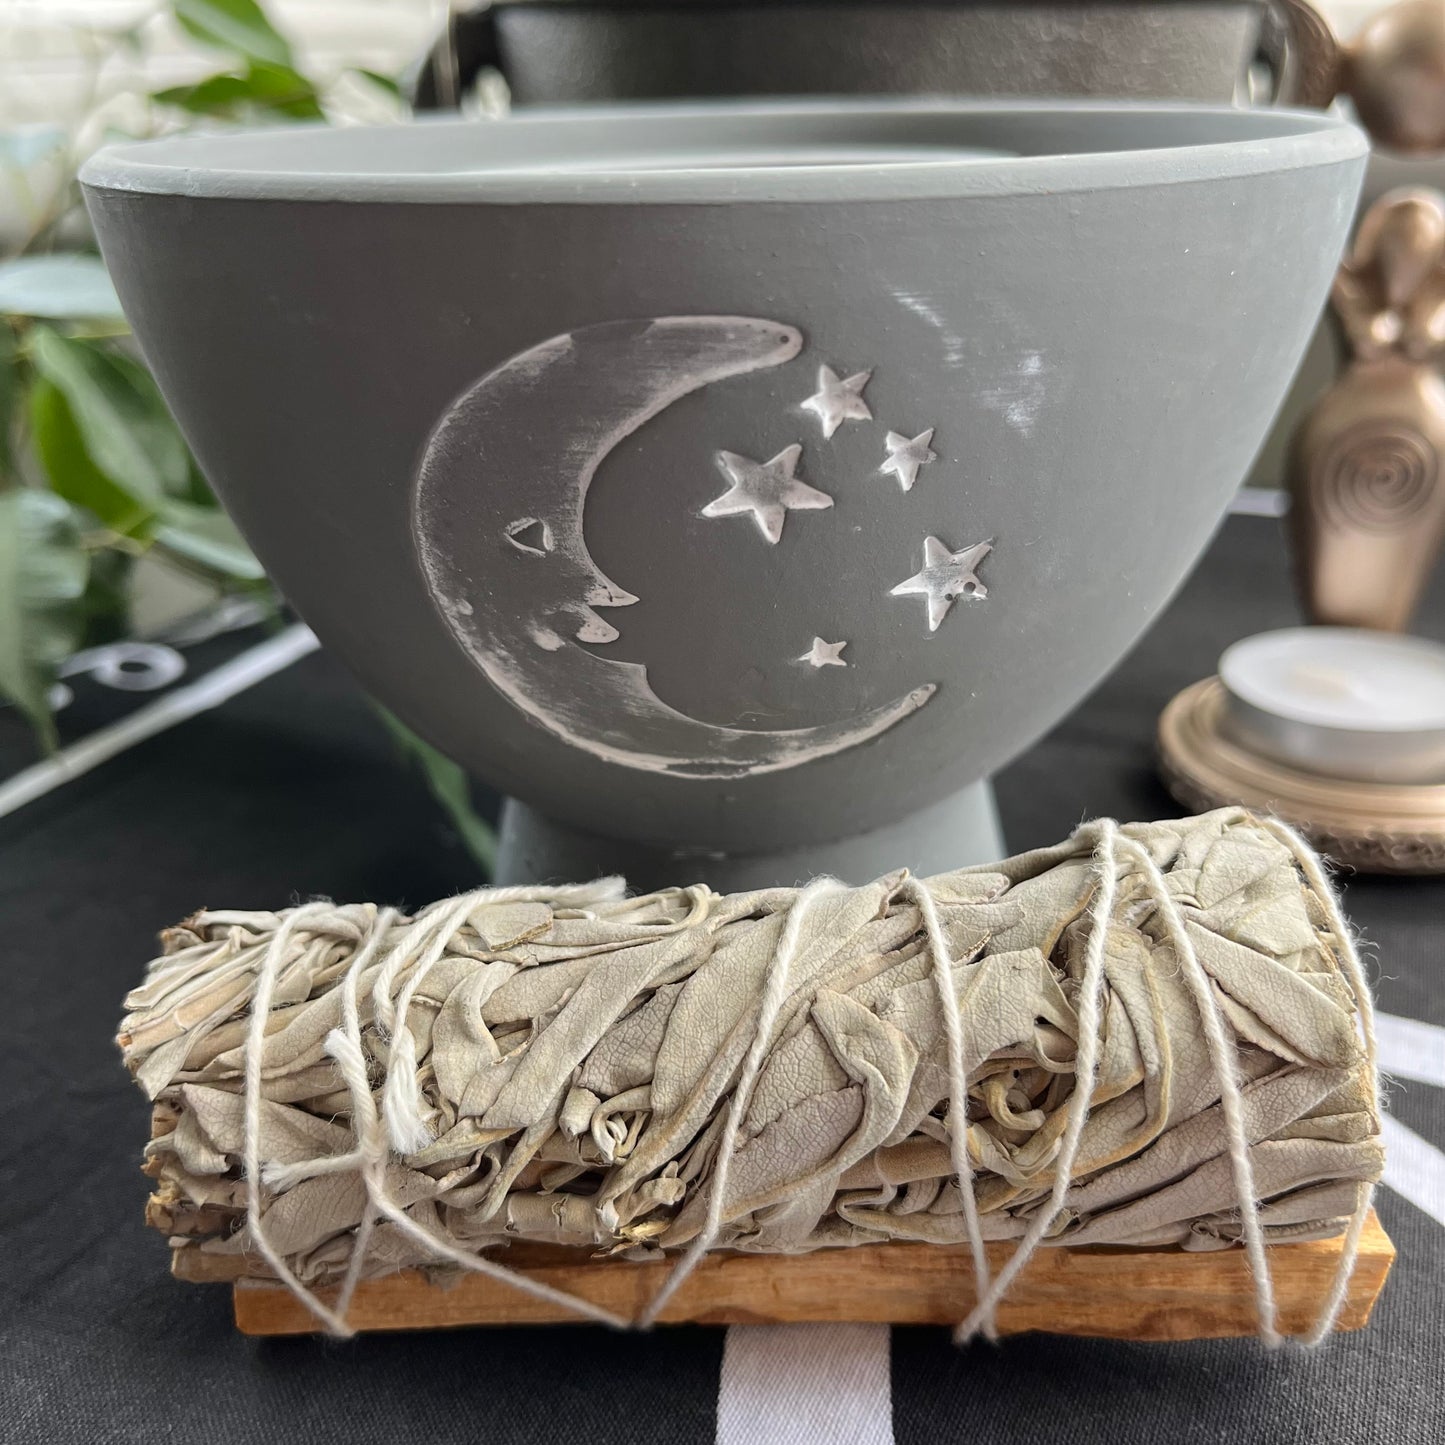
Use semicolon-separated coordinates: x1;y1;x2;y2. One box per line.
413;316;935;779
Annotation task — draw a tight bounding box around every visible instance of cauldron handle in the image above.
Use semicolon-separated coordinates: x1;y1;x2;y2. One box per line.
1258;0;1342;108
410;5;500;112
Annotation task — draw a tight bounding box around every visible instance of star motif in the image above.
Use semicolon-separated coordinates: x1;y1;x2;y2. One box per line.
701;444;833;544
880;428;937;492
801;364;873;439
799;637;848;668
890;536;992;632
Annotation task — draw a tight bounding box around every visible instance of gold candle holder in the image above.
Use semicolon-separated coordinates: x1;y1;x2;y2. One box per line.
1160;674;1445;874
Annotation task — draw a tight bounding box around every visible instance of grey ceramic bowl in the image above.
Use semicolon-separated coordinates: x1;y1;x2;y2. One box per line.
81;102;1366;887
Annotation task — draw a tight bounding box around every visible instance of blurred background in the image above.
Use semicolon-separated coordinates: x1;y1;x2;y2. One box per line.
0;2;441;147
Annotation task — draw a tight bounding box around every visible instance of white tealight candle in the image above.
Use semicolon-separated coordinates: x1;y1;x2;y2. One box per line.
1220;628;1445;784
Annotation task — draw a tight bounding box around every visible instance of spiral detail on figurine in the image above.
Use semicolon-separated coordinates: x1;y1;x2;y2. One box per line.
1316;420;1438;534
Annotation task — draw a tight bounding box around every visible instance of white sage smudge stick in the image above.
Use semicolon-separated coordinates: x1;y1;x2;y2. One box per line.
118;809;1382;1343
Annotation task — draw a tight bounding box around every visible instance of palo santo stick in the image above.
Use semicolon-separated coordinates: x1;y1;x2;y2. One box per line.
217;1214;1394;1339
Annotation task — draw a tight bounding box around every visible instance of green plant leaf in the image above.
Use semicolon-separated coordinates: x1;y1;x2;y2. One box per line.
172;0;294;68
95;347;195;494
0;255;124;322
0;490;89;749
0;320;18;477
79;546;134;643
151;74;252;116
181;455;219;508
154;499;264;580
28;377;155;537
152;61;323;121
29;328;190;502
374;707;497;876
353;67;403;100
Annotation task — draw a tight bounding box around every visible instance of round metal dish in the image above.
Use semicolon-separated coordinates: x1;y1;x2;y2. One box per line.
1158;676;1445;874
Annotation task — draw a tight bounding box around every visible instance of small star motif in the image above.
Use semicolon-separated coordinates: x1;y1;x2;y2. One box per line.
701;444;833;544
880;428;937;492
799;637;848;668
890;536;992;632
801;364;873;439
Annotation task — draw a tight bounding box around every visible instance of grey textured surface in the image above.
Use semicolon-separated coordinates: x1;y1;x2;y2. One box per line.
81;104;1364;877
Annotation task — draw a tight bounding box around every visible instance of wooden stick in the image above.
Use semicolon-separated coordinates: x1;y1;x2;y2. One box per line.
215;1210;1393;1339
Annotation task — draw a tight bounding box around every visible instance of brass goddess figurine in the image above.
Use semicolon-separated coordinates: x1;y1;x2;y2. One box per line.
1291;186;1445;631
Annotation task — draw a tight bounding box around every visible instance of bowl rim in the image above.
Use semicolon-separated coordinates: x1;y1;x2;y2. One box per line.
78;98;1366;206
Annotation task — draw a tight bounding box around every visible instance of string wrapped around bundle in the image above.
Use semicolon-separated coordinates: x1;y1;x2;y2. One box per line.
118;809;1382;1343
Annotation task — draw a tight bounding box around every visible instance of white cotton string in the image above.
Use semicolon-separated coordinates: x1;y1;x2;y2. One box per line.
1116;834;1281;1346
951;819;1122;1344
381;892;490;1155
1257;818;1380;1346
1300;1151;1378;1346
321;1026;379;1329
263;908;398;1192
369;901;447;1039
367;879;625;1153
328;923;631;1330
252;886;633;1336
348;882;632;1330
904;877;994;1337
636;876;844;1328
367;878;625;1037
243;900;355;1336
325;905;398;1326
332;892;631;1331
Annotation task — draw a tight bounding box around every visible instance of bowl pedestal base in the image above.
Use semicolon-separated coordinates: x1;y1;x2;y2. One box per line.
493;778;1005;891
